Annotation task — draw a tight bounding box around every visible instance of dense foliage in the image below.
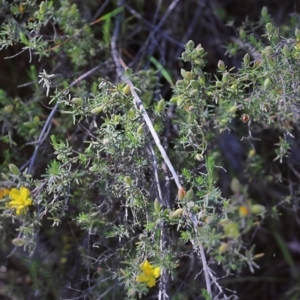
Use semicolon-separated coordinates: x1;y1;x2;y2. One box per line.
0;1;300;299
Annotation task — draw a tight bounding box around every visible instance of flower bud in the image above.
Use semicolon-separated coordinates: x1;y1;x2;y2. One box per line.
248;149;256;157
71;98;83;106
178;187;186;201
241;114;250;123
228;105;238;114
9;164;20;175
266;23;273;33
254;253;265;259
185;72;193;80
177;97;185;107
186;40;195;51
181;51;190;61
195;153;203;161
250;204;266;215
239;29;246;39
215;81;222;88
264;77;271;89
222;221;240;239
169;208;183;219
176;80;185;88
229;48;237;56
196;44;204;55
230;84;238;90
154;198;161;213
189;89;198;97
222;72;230;83
156;99;165;113
127;108;135;119
180;69;187;78
91;105;105;114
122;84;131;94
219;242;229;254
243;53;250;65
217;60;226;71
186;189;194;201
230;178;241;194
194;58;204;65
170;96;180;104
137;124;144;135
4;105;14;113
39;1;47;14
124;176;132;186
261;6;268;18
12;238;25;246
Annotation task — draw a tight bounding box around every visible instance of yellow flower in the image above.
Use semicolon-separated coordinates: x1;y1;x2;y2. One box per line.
239;205;250;217
0;188;10;199
7;187;32;215
136;260;160;288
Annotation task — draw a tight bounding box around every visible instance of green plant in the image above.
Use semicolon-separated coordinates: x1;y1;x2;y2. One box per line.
1;2;300;299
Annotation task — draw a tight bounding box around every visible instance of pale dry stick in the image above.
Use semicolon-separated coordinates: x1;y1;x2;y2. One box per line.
230;37;261;60
148;144;169;300
111;18;181;189
190;238;212;297
148;143;163;204
111;5;212;298
207;269;230;299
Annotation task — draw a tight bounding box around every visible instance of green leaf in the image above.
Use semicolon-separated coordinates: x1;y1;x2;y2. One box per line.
19;32;28;45
149;56;174;85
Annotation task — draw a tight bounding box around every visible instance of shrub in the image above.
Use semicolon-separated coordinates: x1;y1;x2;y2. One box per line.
0;2;300;299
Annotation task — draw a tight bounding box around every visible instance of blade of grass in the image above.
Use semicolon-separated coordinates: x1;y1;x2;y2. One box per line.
149;56;174;86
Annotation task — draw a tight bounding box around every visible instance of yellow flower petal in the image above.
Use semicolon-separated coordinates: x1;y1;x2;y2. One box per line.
7;187;32;215
153;266;160;278
9;188;21;200
136;260;160;287
146;277;156;288
20;187;31;199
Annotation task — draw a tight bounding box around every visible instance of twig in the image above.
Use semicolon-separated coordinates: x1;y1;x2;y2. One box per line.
125;5;184;48
127;0;181;67
191;238;212;297
174;0;206;59
148;144;169;300
26;64;102;174
111;10;182;190
111;3;213;298
147;143;163;204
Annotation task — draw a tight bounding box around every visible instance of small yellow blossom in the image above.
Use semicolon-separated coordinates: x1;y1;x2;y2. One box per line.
239;205;250;217
19;5;25;13
248;149;256;158
0;188;10;199
7;187;32;215
136;260;160;288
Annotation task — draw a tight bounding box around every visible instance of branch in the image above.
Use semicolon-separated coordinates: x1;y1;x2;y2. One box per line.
26;65;102;174
111;5;182;190
111;4;212;298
